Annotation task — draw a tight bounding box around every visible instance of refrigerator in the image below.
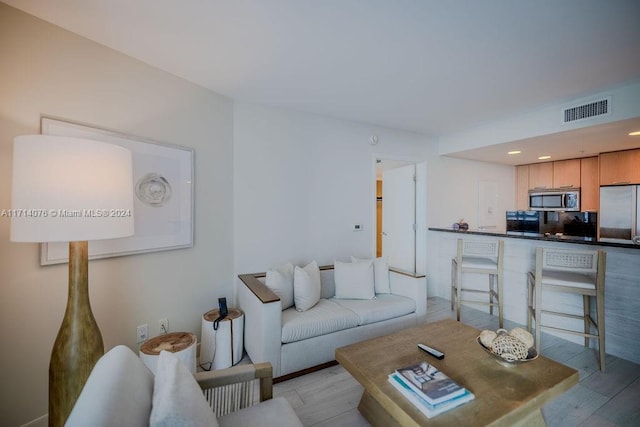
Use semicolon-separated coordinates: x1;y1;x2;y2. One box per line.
599;185;640;244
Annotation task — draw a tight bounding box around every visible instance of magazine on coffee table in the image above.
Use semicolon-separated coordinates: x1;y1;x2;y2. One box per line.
388;373;475;418
395;361;466;405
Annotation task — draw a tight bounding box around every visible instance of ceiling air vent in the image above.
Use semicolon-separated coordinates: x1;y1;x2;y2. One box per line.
562;97;611;124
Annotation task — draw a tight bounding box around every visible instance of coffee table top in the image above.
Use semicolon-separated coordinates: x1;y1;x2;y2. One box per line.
335;318;578;427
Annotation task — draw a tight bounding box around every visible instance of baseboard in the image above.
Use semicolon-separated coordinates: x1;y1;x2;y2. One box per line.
274;360;339;383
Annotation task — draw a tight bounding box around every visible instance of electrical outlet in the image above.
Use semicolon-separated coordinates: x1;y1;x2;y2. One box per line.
159;318;169;335
136;324;148;343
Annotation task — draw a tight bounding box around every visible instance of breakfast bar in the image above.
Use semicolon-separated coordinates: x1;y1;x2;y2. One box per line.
427;228;640;364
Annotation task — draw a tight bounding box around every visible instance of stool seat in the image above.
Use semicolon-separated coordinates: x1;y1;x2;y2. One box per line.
538;270;596;290
527;247;606;372
451;239;504;328
459;256;498;270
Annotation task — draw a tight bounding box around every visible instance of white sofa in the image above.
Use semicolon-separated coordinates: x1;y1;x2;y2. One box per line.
65;345;302;427
237;264;427;378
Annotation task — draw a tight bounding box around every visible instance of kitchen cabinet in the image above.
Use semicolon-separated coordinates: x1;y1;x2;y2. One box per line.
580;157;599;212
553;159;581;188
600;149;640;185
528;162;553;189
515;165;529;210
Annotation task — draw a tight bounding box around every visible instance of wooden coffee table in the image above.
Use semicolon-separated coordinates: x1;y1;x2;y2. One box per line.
335;318;578;426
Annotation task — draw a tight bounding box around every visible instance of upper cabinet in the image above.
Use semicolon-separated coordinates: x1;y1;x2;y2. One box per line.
600;149;640;185
515;157;599;211
553;159;581;188
528;162;553;189
515;165;529;210
580;157;599;212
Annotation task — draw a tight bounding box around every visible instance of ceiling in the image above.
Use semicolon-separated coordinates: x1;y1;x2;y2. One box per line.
4;0;640;165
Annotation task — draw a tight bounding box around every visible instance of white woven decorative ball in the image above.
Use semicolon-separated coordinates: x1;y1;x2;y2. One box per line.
490;334;529;361
508;327;534;349
479;330;497;347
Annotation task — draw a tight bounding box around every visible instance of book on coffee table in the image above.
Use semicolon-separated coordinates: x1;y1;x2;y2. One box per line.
388;373;475;418
395;361;466;405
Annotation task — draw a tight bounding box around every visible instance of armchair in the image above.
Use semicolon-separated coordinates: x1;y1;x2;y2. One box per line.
65;345;302;427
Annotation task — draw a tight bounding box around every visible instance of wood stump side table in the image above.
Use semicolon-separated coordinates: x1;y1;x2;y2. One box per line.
200;307;244;370
139;331;197;374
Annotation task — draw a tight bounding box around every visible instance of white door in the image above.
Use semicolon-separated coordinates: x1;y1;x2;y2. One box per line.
382;164;416;272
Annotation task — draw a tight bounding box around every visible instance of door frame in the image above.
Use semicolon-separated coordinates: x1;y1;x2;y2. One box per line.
372;153;427;274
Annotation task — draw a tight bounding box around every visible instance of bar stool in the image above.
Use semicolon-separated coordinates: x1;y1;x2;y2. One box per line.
527;247;606;371
451;239;505;327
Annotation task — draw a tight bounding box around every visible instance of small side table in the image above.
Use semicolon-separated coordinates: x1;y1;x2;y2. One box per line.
200;307;244;370
139;331;197;374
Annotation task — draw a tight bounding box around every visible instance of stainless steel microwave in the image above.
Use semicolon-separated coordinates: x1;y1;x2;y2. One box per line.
528;189;580;211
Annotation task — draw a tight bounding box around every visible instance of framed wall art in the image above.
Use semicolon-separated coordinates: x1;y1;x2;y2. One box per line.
40;117;194;265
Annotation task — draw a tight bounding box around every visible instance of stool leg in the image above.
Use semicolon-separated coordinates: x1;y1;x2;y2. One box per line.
596;292;606;372
489;274;494;316
497;270;504;329
534;280;542;353
583;295;590;348
527;276;532;332
450;259;456;311
456;265;462;322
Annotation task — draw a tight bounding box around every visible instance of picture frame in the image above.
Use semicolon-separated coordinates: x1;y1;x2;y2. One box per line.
40;116;194;265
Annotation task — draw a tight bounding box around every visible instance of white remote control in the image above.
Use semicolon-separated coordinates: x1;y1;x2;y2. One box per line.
418;343;445;359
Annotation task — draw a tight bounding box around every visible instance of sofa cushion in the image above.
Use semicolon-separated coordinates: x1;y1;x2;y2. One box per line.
333;294;416;326
281;298;359;343
218;396;303;427
265;263;295;310
351;256;391;294
334;260;375;299
294;261;321;311
150;350;219;427
66;345;154;427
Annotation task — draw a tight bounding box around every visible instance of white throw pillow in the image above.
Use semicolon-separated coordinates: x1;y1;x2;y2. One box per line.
335;260;375;299
293;261;321;311
265;263;294;310
351;256;391;294
150;351;219;427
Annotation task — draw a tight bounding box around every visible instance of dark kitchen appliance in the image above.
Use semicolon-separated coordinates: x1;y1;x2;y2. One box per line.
506;211;540;233
538;211;597;239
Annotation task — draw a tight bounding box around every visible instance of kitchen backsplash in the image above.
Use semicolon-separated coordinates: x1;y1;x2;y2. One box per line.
506;210;597;238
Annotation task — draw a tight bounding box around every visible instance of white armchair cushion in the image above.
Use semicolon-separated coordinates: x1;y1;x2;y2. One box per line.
333;294;416;325
150;350;219;427
294;261;321;311
66;345;154;427
282;299;359;343
335;260;375;299
265;263;295;310
351;256;391;294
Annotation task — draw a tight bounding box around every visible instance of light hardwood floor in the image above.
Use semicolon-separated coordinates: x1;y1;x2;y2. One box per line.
273;297;640;426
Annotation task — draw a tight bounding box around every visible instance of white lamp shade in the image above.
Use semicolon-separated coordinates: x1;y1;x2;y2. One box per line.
11;135;134;242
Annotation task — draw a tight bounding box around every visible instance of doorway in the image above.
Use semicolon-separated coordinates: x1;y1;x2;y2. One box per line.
375;157;426;274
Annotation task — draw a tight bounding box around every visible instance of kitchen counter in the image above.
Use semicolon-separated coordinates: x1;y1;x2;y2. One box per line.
427;228;640;364
428;227;640;249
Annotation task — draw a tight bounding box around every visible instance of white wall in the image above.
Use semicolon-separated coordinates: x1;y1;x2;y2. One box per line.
233;102;435;273
0;5;234;426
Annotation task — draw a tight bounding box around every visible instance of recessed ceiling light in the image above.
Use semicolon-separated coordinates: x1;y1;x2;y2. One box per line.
538;155;551;160
629;131;640;136
508;150;521;155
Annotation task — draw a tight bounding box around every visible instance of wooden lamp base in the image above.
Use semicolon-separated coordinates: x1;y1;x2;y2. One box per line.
48;241;104;427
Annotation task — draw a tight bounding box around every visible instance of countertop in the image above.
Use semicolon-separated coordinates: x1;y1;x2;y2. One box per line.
428;227;640;250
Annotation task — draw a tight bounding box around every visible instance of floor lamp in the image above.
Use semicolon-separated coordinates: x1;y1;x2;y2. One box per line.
10;135;134;427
